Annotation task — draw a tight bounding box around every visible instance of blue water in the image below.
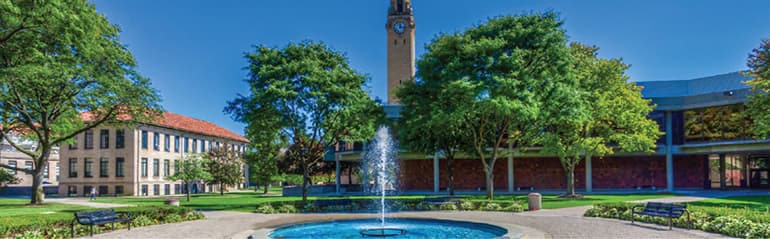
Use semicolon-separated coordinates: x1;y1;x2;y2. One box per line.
267;218;508;239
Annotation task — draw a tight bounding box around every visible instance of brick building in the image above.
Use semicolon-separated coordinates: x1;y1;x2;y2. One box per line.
58;112;248;197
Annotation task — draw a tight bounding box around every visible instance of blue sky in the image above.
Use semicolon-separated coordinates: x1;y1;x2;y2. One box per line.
93;0;770;136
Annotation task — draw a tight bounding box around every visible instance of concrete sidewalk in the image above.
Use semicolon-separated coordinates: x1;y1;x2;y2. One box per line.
47;198;133;208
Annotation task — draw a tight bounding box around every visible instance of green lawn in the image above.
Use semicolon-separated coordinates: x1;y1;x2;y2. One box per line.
94;191;676;212
0;199;92;217
688;196;770;223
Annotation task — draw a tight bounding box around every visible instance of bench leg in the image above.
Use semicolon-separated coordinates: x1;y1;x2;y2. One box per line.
90;224;94;237
630;213;634;224
668;217;672;230
71;223;75;238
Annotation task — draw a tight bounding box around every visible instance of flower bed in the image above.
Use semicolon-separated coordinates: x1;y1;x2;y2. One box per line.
255;198;525;214
0;205;205;238
583;202;770;239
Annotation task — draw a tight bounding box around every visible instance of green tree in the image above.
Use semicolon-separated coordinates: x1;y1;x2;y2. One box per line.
226;41;383;203
246;145;281;194
204;147;244;195
539;43;660;197
412;13;572;199
0;168;20;189
397;80;467;195
168;155;212;202
0;0;161;204
745;39;770;139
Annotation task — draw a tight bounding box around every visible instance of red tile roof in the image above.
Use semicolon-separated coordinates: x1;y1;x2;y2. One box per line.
81;111;248;143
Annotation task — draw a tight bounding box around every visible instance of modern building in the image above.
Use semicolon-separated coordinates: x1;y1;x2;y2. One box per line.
326;0;768;194
0;136;59;195
58;112;248;197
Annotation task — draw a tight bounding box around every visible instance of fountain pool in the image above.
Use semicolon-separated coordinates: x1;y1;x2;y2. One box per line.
267;218;509;239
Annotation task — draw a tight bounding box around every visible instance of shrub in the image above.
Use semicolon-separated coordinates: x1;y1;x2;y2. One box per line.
163;214;183;223
505;203;524;212
186;211;205;221
277;204;298;213
131;215;156;227
256;204;276;214
481;202;502;211
460;200;475;210
303;203;318;212
439;203;458;211
14;230;43;239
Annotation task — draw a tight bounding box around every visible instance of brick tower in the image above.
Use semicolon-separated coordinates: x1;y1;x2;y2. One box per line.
386;0;415;104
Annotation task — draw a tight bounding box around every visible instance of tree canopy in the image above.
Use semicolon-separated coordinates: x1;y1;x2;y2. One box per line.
0;0;161;204
168;154;212;202
745;39;770;139
226;41;384;202
205;147;244;195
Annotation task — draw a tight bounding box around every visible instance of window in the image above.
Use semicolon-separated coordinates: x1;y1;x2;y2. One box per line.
116;129;125;149
141;184;148;196
7;161;16;175
44;164;49;178
55;163;60;181
153;184;160;196
99;158;109;177
153;132;160;151
84;130;93;149
141;158;148;177
141;130;148;149
164;159;170;176
184;137;189;152
98;185;108;195
201;140;205;152
83;185;92;197
68;159;77;178
164;134;170;152
174;184;180;194
69;136;78;150
192;139;197;153
115;185;124;196
68;186;77;196
174;160;179;175
24;161;32;172
115;158;125;177
84;158;93;177
174;136;180;152
215;142;220;150
99;129;109;149
164;184;170;195
153;159;159;177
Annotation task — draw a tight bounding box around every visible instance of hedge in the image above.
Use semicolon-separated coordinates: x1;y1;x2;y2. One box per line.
583;202;770;238
0;205;205;239
255;198;525;214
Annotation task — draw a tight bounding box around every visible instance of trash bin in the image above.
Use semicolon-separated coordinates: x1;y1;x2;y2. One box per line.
528;192;542;211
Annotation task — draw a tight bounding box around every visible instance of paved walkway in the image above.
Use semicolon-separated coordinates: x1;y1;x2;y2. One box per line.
80;195;730;239
47;198;133;208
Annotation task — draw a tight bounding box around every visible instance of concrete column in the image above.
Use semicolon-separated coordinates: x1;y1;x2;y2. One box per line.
585;155;592;192
433;153;440;193
335;156;341;194
719;154;726;190
665;111;674;191
507;140;514;193
746;155;751;188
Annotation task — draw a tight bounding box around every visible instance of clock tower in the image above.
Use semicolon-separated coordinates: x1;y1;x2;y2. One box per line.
386;0;415;104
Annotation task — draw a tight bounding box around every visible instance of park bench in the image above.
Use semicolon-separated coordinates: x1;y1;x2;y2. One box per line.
422;197;460;207
631;202;690;230
314;199;353;211
72;209;131;237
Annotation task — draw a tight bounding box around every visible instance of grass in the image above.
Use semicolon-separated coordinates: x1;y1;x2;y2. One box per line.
0;198;92;217
688;196;770;223
94;190;676;212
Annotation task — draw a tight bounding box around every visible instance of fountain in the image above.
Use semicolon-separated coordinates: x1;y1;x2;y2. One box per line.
265;126;514;238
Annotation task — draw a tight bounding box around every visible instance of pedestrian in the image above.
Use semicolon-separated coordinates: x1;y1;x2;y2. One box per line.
90;187;97;200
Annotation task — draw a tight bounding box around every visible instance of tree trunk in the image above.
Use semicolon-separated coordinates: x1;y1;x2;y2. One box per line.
302;164;309;203
220;182;224;195
485;164;494;200
263;183;269;194
30;147;51;205
186;182;191;202
566;166;576;196
347;163;352;185
446;157;455;196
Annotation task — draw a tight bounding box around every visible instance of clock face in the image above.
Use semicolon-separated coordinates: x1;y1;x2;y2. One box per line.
393;22;405;34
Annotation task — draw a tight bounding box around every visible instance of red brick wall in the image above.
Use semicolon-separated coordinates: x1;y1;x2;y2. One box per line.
398;154;708;190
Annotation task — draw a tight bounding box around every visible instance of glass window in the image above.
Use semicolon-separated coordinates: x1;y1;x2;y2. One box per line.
153;132;160;151
56;163;60;181
201;140;205;152
192;139;197;153
174;184;180;194
184;137;189;152
164;134;170;152
68;185;77;196
44;164;49;178
141;130;148;149
684;104;753;143
68;158;77;177
98;185;108;195
84;158;93;177
116;129;125;149
153;184;160;196
115;185;124;196
8;161;16;175
153;159;159;177
83;185;92;197
164;184;170;195
99;158;109;177
141;184;148;196
84;130;93;149
116;157;125;177
99;129;109;149
174;136;180;152
141;158;148;177
174;160;180;175
24;161;32;172
164;159;170;176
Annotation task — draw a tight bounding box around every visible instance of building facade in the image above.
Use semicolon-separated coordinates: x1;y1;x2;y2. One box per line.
58;112;248;197
1;137;59;193
327;1;769;194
